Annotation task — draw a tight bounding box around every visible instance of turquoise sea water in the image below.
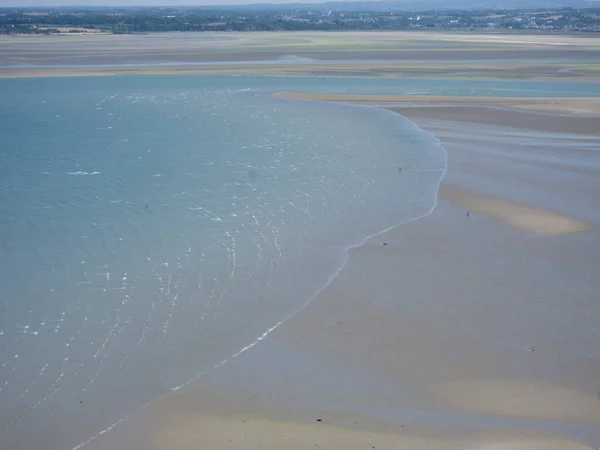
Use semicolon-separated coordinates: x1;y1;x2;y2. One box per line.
1;74;597;449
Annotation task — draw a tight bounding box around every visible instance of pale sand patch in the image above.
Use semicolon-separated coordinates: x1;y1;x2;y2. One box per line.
149;414;594;450
504;102;600;116
473;437;593;450
440;186;590;234
152;415;428;450
275;92;600;116
436;379;600;424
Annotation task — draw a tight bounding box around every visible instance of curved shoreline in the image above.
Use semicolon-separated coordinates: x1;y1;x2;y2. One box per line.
71;96;449;450
275;91;595;234
73;86;600;450
76;89;599;449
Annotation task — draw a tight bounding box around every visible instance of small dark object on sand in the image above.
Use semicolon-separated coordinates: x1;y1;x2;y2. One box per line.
316;419;322;422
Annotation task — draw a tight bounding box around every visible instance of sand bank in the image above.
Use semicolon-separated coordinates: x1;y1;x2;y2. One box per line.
3;62;600;81
92;412;594;450
439;186;590;234
2;31;600;80
436;379;600;424
276;92;600;117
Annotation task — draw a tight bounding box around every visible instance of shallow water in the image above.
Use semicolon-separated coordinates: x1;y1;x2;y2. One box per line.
0;74;448;449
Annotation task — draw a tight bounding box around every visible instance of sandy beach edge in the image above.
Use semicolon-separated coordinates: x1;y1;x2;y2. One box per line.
275;91;597;233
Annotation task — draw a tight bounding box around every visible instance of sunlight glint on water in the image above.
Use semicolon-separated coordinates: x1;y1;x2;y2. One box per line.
0;75;446;449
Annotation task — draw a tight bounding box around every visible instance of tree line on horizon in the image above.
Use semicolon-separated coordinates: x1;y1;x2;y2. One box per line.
1;6;599;34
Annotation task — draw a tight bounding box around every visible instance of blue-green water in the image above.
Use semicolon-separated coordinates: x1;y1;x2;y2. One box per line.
2;74;598;449
0;74;446;449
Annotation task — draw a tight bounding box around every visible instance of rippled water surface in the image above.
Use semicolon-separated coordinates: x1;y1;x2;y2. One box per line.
0;75;450;449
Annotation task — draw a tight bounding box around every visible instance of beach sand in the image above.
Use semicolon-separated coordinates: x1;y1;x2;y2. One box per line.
83;91;600;449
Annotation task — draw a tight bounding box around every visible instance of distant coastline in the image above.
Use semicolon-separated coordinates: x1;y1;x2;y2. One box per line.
2;5;600;35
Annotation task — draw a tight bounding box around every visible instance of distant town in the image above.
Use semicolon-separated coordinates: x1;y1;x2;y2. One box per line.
2;5;600;34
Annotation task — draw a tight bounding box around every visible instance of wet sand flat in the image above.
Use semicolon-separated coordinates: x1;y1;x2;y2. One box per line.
2;31;600;80
278;93;600;117
84;89;600;449
2;61;600;80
